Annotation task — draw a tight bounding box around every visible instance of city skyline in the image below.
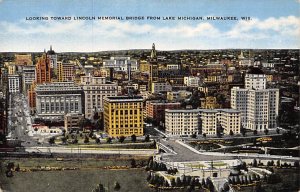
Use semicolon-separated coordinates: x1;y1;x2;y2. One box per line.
0;0;299;52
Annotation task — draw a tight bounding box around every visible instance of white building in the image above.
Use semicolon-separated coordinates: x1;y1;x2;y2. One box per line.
231;67;279;131
103;56;138;72
35;82;83;120
165;108;240;136
151;81;172;94
80;75;118;119
184;76;200;87
8;74;21;93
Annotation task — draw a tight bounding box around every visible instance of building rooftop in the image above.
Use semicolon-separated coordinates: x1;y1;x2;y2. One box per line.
247;67;264;74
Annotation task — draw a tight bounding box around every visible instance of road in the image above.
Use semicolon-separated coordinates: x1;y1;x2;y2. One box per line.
158;139;235;162
7;93;36;147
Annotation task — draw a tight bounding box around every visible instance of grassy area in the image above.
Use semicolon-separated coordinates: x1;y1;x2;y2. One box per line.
0;169;154;192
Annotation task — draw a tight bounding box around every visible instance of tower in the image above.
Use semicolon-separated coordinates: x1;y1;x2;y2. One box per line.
149;43;158;92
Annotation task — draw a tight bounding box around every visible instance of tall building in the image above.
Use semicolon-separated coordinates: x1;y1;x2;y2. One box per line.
29;52;52;110
149;43;159;92
35;82;83;120
8;74;21;93
22;65;35;95
104;96;143;137
80;74;118;119
47;46;57;69
231;67;279;131
35;53;51;84
184;76;200;87
165;108;240;136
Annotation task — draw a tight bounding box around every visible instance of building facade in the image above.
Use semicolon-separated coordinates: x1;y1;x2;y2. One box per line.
80;75;118;119
145;100;181;124
104;96;143;137
22;65;35;95
151;81;172;94
231;67;279;131
165;109;240;136
35;82;83;121
8;74;21;93
64;113;84;131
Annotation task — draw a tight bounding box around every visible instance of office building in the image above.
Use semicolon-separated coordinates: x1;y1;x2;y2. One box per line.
22;65;35;95
35;82;83;120
184;76;200;87
104;96;143;137
80;75;117;119
14;54;33;65
57;62;75;82
151;81;172;94
231;67;279;130
103;56;138;72
8;74;21;93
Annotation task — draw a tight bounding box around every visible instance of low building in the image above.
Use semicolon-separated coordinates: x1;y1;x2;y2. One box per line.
167;90;192;101
145;100;181;124
64;113;84;131
184;76;200;87
151;81;172;94
104;96;143;137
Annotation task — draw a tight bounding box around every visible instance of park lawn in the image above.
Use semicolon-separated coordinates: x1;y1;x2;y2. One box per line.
0;169;155;192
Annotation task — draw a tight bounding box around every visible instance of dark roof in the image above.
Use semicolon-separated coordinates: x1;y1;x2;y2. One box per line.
247;67;264;74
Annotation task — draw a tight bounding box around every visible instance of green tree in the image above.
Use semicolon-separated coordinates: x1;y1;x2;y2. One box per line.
229;130;234;136
144;135;150;142
106;137;112;144
84;135;89;143
49;137;55;145
131;134;136;142
264;129;269;135
114;181;121;191
253;130;258;135
61;137;67;144
119;136;126;143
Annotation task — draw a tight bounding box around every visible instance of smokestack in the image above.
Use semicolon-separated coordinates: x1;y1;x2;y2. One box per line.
109;68;114;82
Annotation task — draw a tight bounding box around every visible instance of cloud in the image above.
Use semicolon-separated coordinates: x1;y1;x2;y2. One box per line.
0;15;299;51
226;16;300;39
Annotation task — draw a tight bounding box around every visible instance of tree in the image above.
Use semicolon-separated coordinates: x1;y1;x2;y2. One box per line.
61;137;67;144
170;178;176;187
119;136;126;143
229;130;234;136
276;128;280;134
114;181;121;191
144;135;150;142
191;133;197;138
130;159;136;168
253;130;258;135
264;129;269;135
202;133;207;138
106;137;112;144
84;135;89;143
131;134;136;142
49;137;55;145
95;138;100;144
253;158;258;167
62;129;66;136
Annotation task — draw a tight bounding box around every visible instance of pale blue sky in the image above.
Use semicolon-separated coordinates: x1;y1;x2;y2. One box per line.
0;0;299;51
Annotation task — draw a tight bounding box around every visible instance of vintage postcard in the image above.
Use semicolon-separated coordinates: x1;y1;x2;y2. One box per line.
0;0;299;192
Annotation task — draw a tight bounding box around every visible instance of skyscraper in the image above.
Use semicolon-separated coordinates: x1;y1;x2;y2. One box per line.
149;43;158;92
231;67;279;131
